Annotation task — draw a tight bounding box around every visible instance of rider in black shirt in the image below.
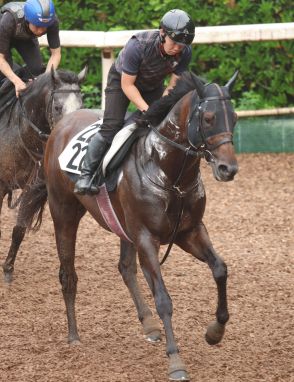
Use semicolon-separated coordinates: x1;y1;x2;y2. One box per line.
74;9;195;195
0;0;60;97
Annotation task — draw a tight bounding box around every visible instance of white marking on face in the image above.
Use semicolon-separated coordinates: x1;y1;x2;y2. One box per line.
63;92;82;114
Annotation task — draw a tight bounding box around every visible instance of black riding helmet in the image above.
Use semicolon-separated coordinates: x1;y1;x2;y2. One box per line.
160;9;195;46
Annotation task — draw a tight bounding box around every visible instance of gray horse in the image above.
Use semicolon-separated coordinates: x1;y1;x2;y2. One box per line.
1;66;86;282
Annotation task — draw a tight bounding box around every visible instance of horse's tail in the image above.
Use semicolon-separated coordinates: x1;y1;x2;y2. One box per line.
23;175;48;233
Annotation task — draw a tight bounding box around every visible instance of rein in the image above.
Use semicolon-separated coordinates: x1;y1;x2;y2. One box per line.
145;128;200;265
149;124;202;158
18;96;49;141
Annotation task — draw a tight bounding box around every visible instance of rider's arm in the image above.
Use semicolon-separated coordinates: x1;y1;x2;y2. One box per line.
120;37;148;111
45;47;61;72
0;12;26;96
162;45;192;97
0;54;26;96
163;73;179;96
46;19;61;72
121;72;149;112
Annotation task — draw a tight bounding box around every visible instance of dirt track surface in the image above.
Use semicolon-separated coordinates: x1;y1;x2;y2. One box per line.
0;154;293;382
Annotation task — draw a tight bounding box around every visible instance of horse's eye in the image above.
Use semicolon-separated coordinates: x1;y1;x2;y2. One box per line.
54;104;63;113
203;112;215;124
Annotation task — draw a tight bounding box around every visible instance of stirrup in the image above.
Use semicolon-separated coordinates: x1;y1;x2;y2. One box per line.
74;176;99;195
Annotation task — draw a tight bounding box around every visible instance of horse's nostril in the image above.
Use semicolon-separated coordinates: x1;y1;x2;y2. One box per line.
218;164;229;175
217;164;238;180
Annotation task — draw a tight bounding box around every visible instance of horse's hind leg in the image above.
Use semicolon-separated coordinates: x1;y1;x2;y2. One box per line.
3;191;30;283
177;222;229;345
3;224;26;283
118;239;161;342
49;192;85;344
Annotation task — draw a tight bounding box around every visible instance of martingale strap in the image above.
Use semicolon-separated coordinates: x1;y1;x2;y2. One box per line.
96;184;132;242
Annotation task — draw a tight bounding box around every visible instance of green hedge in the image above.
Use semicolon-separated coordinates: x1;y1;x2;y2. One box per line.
4;0;294;109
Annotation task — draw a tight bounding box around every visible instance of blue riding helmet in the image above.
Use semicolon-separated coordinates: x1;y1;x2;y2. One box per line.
24;0;55;27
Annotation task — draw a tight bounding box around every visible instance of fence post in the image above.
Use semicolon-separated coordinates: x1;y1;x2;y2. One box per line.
101;48;115;110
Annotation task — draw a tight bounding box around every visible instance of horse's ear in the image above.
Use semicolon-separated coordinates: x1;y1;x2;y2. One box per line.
190;72;205;98
78;66;88;84
225;70;239;92
51;65;60;85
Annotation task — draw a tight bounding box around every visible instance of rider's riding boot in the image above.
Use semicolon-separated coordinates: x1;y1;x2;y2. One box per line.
74;132;109;195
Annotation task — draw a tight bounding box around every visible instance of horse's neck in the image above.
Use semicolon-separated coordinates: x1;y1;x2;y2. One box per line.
143;112;201;189
23;90;48;125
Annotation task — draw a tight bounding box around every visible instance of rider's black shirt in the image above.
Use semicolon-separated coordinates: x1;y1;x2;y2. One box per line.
115;30;191;92
0;8;60;58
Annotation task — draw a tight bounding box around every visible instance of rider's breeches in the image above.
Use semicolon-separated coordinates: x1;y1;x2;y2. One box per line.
99;64;163;144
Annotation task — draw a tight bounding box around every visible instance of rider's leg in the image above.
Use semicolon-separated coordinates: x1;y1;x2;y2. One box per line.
74;65;130;195
73;132;109;195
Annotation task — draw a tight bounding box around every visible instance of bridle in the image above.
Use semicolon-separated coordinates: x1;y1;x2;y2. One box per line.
145;91;234;265
19;85;81;141
17;83;81;164
149;92;233;166
46;87;81;131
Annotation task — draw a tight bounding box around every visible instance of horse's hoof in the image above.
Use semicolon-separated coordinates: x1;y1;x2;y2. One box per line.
69;339;81;346
168;354;189;381
205;321;225;345
68;334;81;346
3;271;13;284
169;370;190;381
144;329;162;343
142;316;161;343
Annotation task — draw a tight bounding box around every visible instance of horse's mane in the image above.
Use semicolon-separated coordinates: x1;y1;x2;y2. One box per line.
56;69;80;84
21;69;79;95
141;71;206;127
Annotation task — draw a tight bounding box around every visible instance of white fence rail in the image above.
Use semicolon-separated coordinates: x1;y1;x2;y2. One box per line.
39;23;294;112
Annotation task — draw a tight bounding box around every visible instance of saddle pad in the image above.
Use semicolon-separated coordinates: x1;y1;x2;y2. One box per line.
58;120;102;175
59;120;138;176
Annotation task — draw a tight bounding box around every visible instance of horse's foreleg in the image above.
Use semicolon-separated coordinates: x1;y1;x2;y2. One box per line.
177;222;229;345
137;235;189;381
118;239;161;342
50;195;85;345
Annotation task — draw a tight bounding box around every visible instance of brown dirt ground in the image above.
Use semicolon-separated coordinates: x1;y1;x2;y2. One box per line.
0;153;293;382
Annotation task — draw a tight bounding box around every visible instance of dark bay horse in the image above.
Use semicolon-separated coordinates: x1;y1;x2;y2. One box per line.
1;67;86;282
23;71;238;381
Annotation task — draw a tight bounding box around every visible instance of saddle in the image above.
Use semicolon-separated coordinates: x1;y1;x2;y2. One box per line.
96;119;147;191
59;110;148;192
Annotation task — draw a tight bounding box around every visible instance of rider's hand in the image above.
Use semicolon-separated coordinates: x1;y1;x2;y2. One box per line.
134;109;150;128
14;79;27;98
